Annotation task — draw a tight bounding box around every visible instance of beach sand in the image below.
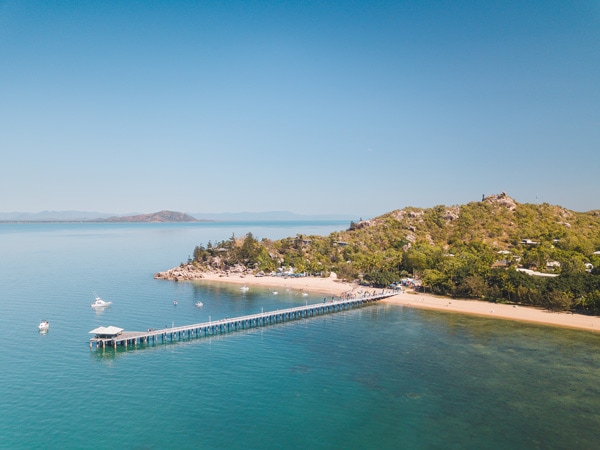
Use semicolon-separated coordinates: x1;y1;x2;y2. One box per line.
195;272;600;333
196;271;357;296
386;290;600;332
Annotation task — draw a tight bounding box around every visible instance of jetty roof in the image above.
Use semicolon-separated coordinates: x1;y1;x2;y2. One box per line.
89;326;124;336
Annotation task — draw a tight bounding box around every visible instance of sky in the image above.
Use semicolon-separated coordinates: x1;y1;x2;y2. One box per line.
1;0;599;217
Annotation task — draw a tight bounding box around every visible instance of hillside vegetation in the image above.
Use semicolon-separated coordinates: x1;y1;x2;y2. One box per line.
189;194;600;314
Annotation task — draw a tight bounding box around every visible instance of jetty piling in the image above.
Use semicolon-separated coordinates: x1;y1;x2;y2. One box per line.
89;292;394;350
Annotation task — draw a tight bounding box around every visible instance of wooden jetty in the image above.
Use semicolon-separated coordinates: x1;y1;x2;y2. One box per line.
89;292;395;350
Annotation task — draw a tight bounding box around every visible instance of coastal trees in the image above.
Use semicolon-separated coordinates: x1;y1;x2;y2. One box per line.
401;247;428;274
559;253;587;275
459;274;487;298
421;269;452;295
543;290;573;311
193;244;210;263
362;268;398;288
579;290;600;313
239;233;261;264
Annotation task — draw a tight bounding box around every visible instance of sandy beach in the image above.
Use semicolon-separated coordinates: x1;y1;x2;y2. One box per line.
386;290;600;332
196;271;358;296
195;272;600;333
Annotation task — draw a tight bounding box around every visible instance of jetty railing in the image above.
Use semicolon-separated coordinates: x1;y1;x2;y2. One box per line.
89;292;396;350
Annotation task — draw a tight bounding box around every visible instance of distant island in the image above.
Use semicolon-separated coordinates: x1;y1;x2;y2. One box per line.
0;210;353;223
95;210;200;223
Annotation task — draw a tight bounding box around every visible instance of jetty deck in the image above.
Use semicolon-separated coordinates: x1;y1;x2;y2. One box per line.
90;292;395;350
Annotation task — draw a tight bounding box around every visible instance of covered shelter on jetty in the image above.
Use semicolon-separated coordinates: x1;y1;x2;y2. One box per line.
89;326;123;338
89;326;125;349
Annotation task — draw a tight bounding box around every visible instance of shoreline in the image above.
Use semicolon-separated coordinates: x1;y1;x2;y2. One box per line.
385;290;600;333
192;271;358;296
191;272;600;333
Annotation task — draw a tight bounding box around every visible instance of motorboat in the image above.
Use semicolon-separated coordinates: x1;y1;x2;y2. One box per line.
38;320;49;332
195;301;203;307
91;296;112;308
240;285;249;292
272;291;278;295
173;300;178;306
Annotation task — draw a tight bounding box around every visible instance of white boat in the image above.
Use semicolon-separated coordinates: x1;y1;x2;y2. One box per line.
272;291;278;295
38;320;49;331
240;285;249;292
173;300;178;306
91;296;112;308
195;301;203;307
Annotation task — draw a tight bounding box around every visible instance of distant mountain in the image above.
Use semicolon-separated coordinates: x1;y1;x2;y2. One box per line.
0;210;112;222
0;210;356;223
97;210;199;223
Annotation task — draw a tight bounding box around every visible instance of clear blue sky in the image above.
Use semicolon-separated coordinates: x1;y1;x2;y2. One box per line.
1;0;599;217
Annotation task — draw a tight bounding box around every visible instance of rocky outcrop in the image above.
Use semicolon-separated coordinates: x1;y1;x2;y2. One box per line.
154;264;206;281
443;206;460;221
348;219;373;230
408;210;424;219
482;192;517;210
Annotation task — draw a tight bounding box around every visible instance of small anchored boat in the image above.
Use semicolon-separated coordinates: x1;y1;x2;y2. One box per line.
91;295;112;309
240;285;249;292
195;301;203;307
38;320;49;332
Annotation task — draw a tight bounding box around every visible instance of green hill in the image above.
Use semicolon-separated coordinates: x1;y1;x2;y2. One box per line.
189;193;600;313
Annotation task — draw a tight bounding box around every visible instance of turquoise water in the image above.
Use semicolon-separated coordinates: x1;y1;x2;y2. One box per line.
1;222;600;449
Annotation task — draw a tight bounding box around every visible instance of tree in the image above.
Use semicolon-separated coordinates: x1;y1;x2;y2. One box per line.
544;290;573;312
461;274;487;298
240;232;261;263
579;290;600;314
402;248;428;274
560;254;586;275
422;269;452;295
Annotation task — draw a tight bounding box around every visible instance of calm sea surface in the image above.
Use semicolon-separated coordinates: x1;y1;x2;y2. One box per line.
1;222;599;449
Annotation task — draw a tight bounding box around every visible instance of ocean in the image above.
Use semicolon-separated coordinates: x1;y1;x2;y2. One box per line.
1;222;599;449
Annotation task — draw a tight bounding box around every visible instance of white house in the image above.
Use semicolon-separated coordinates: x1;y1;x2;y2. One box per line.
521;239;539;245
